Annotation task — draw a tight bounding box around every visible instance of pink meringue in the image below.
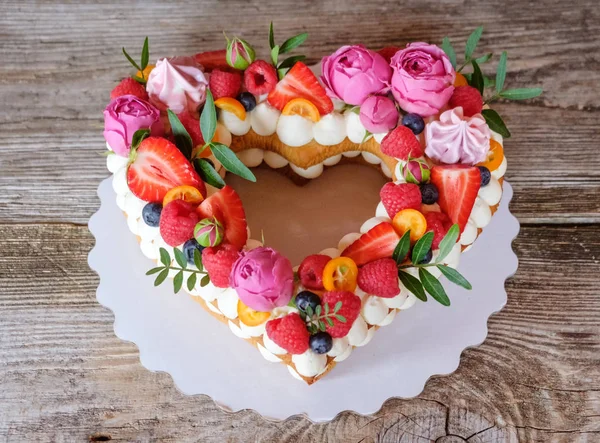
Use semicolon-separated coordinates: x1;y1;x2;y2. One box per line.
146;56;208;114
425;107;491;165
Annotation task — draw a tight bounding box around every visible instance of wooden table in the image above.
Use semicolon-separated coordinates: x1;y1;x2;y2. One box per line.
1;1;599;441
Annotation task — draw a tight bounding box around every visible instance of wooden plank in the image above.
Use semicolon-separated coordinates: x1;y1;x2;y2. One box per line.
0;223;598;441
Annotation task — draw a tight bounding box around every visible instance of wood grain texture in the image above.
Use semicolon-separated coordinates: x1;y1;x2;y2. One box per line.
1;0;599;441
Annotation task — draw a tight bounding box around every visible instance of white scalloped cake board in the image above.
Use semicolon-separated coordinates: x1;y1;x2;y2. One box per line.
88;176;519;421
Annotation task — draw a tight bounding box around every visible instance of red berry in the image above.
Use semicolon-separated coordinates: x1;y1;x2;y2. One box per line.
298;254;331;290
110;78;149;100
449;86;483;117
197;186;248;251
177;112;204;147
194;49;229;72
202;244;241;288
159;200;200;247
341;222;400;266
357;258;400;298
209;69;242;100
380;126;423;160
244;60;278;96
377;46;401;63
265;313;310;354
380;182;422;218
321;291;361;338
424;212;452;249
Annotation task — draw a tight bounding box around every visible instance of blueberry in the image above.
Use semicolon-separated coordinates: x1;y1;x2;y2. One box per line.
142;202;162;227
295;291;320;313
420;183;439;205
478;166;491;187
401;113;425;135
418;249;433;264
237;92;257;112
310;332;333;354
183;239;204;265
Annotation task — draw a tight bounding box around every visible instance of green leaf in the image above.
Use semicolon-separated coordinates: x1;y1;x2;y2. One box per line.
482;109;511;138
154;269;169;286
200;90;217;143
398;271;427;302
483;75;496;89
419;268;450;306
141;36;149;70
334;314;346;323
499;87;543;100
326;317;334;327
131;129;150;150
269;22;275;50
318;320;326;331
279;32;308;54
270;45;280;66
470;60;484;95
277;68;287;81
159;248;171;267
187;273;197;291
200;274;210;287
131;75;147;85
393;231;411;265
465;26;483;60
146;267;164;275
315;305;322;317
173;248;187;269
277;55;306;69
173;270;184;294
193;249;203;271
167;110;193;160
474;52;493;64
495;51;507;94
411;232;434;265
210;142;257;182
305;305;314;317
441;37;456;69
436;224;460;263
324;303;329;315
194;158;225;189
333;301;342;313
437;265;472;290
122;47;141;71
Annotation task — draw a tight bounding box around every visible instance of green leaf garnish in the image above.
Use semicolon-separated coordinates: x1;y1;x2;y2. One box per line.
474;52;493;65
132;75;147;85
495;51;507;94
279;33;308;54
269;22;275;50
270;45;280;66
398;271;427;302
315;304;322;317
193;249;203;271
465;26;483;60
419;268;450;306
200;90;217;143
334;301;342;313
482;109;511;138
173;248;188;269
278;55;306;70
187;273;197;291
210;142;257;182
173;270;184;294
499;88;543;100
194;158;225;189
305;305;314;317
146;267;163;275
130;128;150;151
200;275;210;287
436;224;460;263
437;265;472;290
334;314;346;323
326;317;334;327
411;232;434;265
154;269;169;286
141;37;149;71
470;60;484;95
159;248;170;267
392;231;411;265
167;110;193;160
441;37;457;69
122;47;142;71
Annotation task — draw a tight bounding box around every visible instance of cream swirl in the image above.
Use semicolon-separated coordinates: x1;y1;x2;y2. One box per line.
146;56;208;114
425;107;491;165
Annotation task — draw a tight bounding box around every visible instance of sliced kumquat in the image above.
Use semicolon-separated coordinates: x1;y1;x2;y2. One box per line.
281;98;321;122
322;257;358;292
392;209;427;243
163;185;204;207
135;64;155;81
237;300;271;326
454;72;468;87
214;97;247;121
477;139;504;171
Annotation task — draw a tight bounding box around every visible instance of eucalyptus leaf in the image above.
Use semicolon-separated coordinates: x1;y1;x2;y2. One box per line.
122;47;141;71
200;90;217;143
194;158;225;189
200;274;210;287
495;51;507;94
210;142;257;182
271;45;280;66
470;60;484;95
465;26;483;60
419;268;450;306
411;232;434;264
393;231;411;265
441;37;456;69
437;265;472;290
279;33;308;54
193;249;203;271
269;22;275;50
159;248;170;267
146;267;164;275
131;128;150;150
436;224;460;263
173;270;184;294
187;273;197;291
482;109;511;138
141;37;149;70
398;271;427;302
499;87;543;100
278;55;306;69
167;110;193;160
154;269;169;286
173;248;187;269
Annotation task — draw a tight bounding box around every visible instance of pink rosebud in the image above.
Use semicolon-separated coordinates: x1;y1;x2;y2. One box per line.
226;37;255;70
230;247;294;312
390;43;456;117
402;159;431;184
194;218;224;247
359;95;399;133
103;95;163;157
321;45;391;106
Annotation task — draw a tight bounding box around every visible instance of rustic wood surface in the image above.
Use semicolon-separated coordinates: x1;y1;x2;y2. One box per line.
1;0;599;441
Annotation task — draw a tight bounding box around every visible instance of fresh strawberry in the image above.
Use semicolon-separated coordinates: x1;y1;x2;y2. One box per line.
265;313;309;354
110;78;149;100
341;222;400;266
194;49;229;72
298;254;331;290
267;62;333;115
159;200;200;247
449;85;483;117
321;291;361;338
430;165;481;233
424;212;452;249
202;244;242;288
127;137;205;203
243;60;278;96
380;125;423;160
357;258;400;298
209;69;242;100
177;112;204;147
380;182;422;218
377;46;401;63
196;185;247;250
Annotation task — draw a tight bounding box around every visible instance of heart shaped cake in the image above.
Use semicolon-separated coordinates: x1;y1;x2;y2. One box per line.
103;26;541;384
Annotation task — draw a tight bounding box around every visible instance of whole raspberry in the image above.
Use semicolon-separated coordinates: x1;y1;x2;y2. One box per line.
110;78;149;100
449;86;483;117
177;111;204;147
425;212;452;249
209;69;242;100
321;291;361;338
380;126;423;160
357;258;400;298
159;200;199;247
244;60;278;96
265;313;309;354
202;244;241;288
380;182;422;218
298;254;331;290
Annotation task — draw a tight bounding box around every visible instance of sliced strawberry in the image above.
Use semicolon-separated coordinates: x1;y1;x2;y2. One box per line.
196;185;248;250
341;222;400;266
194;49;229;72
430;165;481;233
267;62;333;115
127;137;205;203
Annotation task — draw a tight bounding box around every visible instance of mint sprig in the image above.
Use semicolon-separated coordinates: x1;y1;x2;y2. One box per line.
146;248;209;293
268;22;308;79
302;302;346;334
123;37;150;84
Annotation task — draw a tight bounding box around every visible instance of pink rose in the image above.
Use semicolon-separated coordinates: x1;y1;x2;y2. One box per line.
359;95;399;133
321;45;391;106
390;43;456;117
103;95;163;157
230;247;294;312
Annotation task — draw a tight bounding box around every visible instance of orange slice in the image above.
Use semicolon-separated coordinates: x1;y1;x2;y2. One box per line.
163;185;204;207
237;300;270;326
281;98;321;122
214;97;247;121
454;72;468;87
392;209;427;243
477;139;504;171
322;257;358;292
